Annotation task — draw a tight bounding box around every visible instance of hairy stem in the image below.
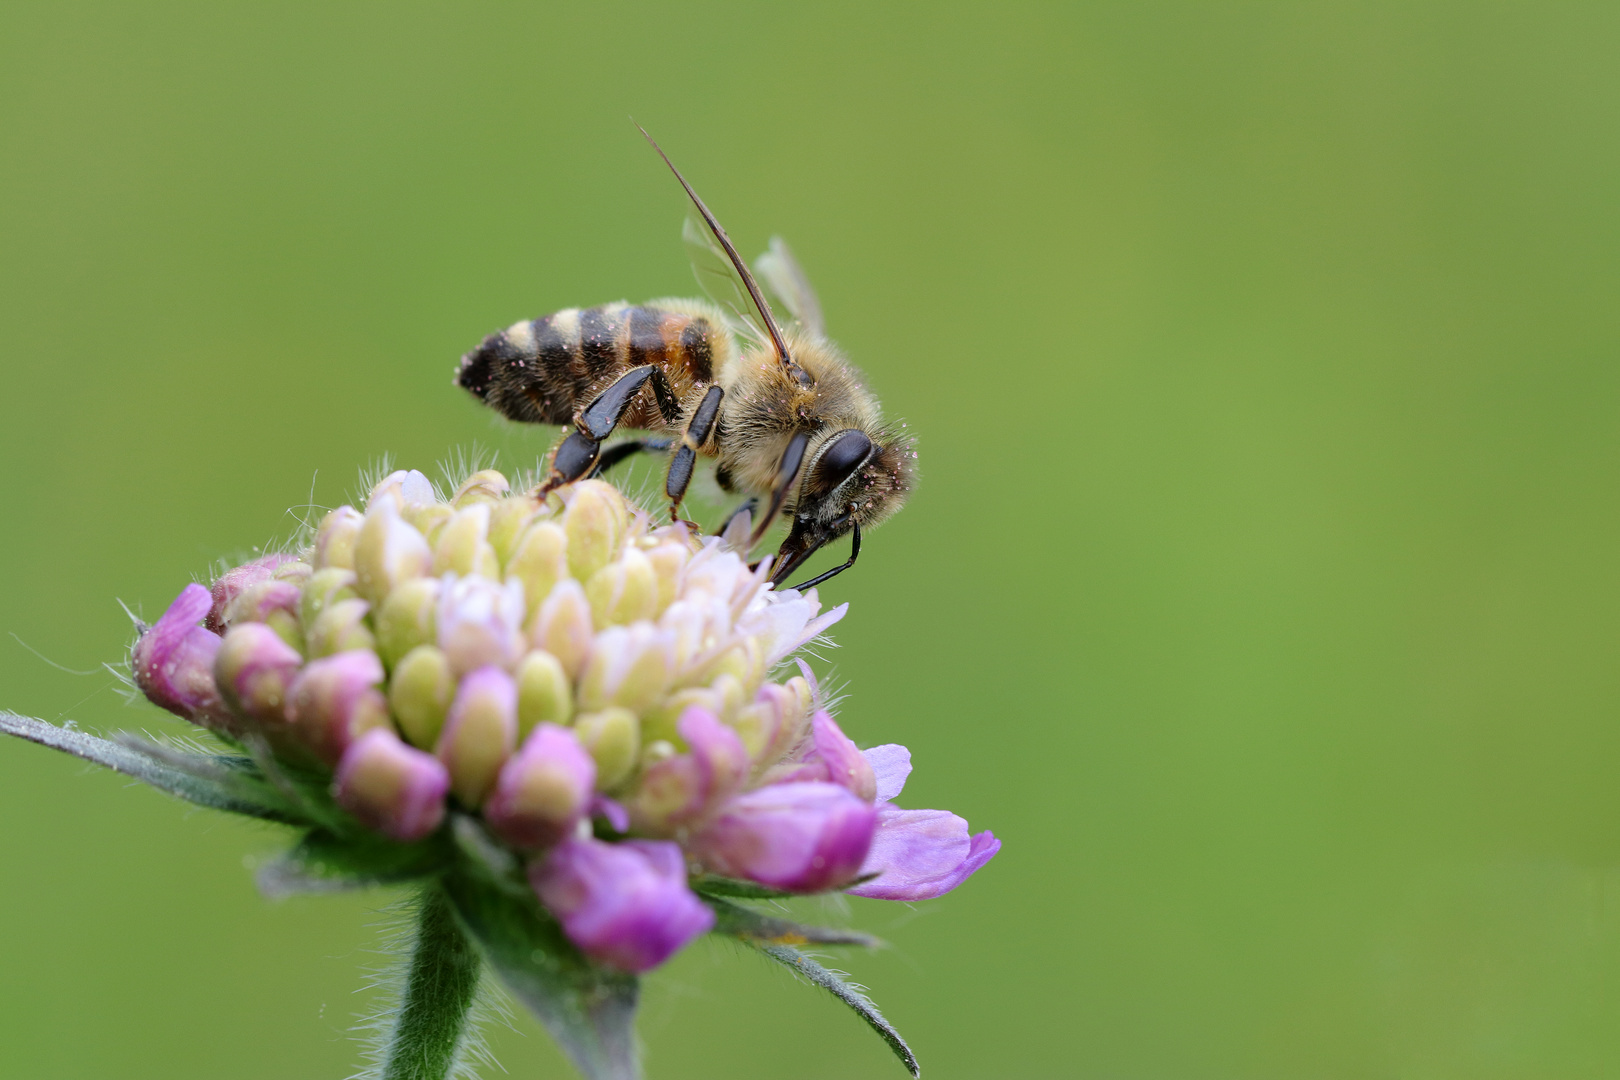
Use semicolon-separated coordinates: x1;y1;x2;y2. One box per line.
381;884;483;1080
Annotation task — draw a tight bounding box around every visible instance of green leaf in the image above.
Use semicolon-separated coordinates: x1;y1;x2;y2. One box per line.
441;867;640;1080
758;944;919;1078
0;711;310;824
705;894;882;948
258;827;452;899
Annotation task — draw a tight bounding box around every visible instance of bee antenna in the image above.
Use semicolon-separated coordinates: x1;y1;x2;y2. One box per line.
634;122;794;368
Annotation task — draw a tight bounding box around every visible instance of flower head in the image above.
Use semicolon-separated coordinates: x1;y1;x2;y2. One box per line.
126;469;996;973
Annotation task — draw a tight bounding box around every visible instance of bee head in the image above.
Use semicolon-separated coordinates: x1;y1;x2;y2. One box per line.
770;424;917;586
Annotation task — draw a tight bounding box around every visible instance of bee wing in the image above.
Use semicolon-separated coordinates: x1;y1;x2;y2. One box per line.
684;215;770;350
754;237;826;339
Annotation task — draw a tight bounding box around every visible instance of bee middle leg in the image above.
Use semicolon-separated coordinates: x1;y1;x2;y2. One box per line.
540;365;683;494
662;385;725;522
590;436;675;478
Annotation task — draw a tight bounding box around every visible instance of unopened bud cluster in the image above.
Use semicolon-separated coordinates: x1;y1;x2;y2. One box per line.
132;468;995;972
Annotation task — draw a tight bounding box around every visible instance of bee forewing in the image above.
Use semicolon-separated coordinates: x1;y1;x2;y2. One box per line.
754;237;826;339
683;216;769;350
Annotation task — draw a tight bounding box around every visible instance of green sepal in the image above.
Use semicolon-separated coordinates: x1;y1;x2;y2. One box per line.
689;873;791;899
0;712;311;825
233;732;355;834
690;870;882;901
756;944;919;1078
258;826;453;898
441;863;641;1080
704;894;882;948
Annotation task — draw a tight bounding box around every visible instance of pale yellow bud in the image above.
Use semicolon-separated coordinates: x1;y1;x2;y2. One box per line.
705;638;765;692
374;577;441;668
487;495;542;567
301;567;358;629
585;547;658;627
389;645;454;749
708;673;747;726
578;625;672;715
437;667;518;807
314;506;364;570
507;521;568;621
730;702;774;760
432;504;492;577
645;542;689;614
306;597;376;658
516;650;573;737
638;687;717;748
531;579;593;678
453;469;510;507
353;495;432;606
564;480;627;582
406;502;455;547
573;707;640;791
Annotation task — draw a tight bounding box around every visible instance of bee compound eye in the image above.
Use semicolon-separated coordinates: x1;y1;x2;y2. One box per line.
811;429;874;496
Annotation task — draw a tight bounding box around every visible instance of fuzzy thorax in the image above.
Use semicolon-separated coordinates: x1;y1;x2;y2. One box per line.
719;330;918;534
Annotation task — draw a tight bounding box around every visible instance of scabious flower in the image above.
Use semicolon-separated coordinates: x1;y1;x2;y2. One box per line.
0;465;1007;1079
125;470;998;976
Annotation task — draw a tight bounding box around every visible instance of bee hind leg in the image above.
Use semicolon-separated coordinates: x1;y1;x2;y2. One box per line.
537;364;678;495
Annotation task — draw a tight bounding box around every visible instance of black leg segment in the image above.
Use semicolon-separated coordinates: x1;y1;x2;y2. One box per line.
665;385;726;511
579;365;654;439
542;364;681;494
786;521;861;591
590;436;675;478
750;430;811;544
547;431;602;490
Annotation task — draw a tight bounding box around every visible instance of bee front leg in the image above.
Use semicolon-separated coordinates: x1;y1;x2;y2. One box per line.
663;385;725;522
538;365;676;494
749;431;811;544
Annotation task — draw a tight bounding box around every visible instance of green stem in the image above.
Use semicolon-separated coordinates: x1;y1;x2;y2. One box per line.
381;883;483;1080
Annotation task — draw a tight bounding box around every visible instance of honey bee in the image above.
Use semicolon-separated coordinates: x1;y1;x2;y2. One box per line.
454;129;915;590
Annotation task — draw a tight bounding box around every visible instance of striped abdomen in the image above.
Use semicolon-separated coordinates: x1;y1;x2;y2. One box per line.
456;301;728;429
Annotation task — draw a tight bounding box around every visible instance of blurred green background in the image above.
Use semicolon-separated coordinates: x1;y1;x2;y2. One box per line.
3;3;1619;1077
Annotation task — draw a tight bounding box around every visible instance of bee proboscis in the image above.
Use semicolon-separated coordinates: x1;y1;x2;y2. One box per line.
455;129;915;590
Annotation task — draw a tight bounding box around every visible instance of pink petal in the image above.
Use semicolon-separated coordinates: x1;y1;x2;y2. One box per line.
848;805;1001;901
861;744;912;804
